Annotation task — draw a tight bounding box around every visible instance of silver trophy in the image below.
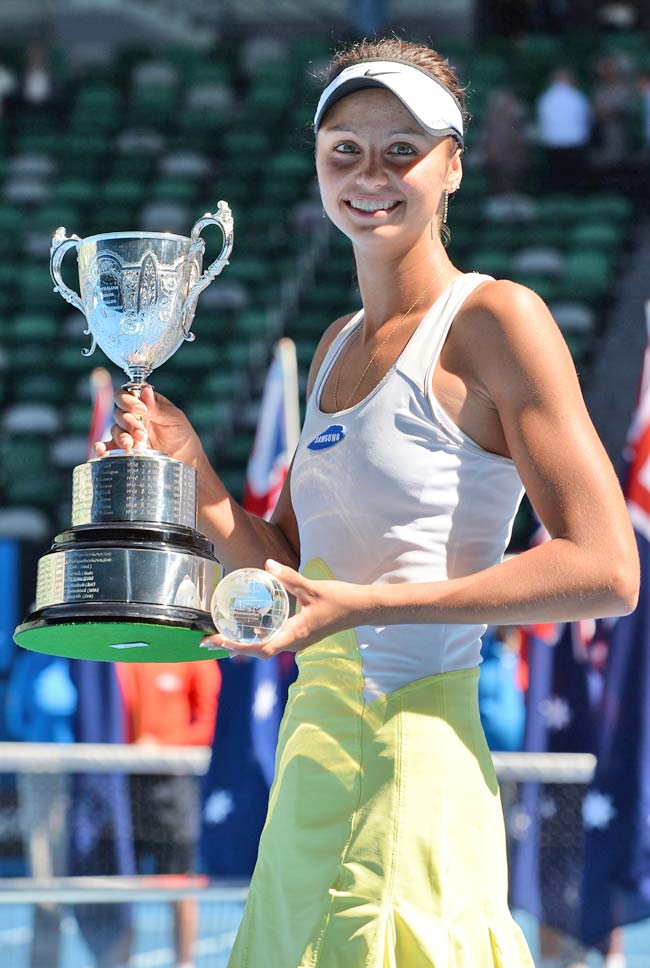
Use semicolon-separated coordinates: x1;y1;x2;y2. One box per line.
14;205;234;663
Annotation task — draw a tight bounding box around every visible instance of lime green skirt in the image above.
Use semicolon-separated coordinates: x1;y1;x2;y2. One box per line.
227;560;534;968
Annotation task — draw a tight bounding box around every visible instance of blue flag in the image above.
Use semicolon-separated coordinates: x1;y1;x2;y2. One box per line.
200;658;275;876
510;621;600;937
68;661;135;958
201;340;300;876
580;318;650;943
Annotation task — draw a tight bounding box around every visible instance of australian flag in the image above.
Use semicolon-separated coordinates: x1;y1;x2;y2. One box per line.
580;305;650;943
509;619;603;937
201;339;300;876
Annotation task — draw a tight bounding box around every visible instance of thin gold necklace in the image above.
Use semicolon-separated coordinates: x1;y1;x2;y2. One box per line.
333;281;445;412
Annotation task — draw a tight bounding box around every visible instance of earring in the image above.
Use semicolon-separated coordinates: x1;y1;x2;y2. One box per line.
322;208;326;219
442;190;449;225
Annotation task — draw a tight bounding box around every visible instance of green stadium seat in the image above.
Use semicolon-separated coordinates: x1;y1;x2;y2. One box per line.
54;179;97;206
465;249;512;278
202;371;242;400
63;403;94;435
10;313;58;342
18;265;56;310
99;178;147;208
152;177;197;204
236;311;272;339
557;251;614;302
12;375;67;406
570;221;626;250
536;195;585;223
580;194;632;222
186;400;233;435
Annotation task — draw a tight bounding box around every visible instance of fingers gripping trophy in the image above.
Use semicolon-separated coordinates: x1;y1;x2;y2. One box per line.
13;204;263;662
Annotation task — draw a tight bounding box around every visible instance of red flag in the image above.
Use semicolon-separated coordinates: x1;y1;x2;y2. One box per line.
242;338;300;519
86;367;114;460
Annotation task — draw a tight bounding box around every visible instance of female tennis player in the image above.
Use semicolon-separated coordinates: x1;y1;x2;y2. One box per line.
102;38;639;968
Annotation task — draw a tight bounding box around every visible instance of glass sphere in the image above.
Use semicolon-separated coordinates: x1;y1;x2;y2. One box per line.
210;568;289;644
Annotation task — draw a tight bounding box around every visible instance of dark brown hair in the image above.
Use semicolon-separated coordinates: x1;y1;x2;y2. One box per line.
324;37;469;136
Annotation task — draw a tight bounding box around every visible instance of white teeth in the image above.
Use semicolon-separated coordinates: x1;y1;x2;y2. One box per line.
349;199;398;212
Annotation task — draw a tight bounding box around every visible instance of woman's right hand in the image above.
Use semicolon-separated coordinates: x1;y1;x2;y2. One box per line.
95;385;206;468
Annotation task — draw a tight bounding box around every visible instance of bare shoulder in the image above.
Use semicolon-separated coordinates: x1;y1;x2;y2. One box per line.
461;278;559;340
454;278;576;401
306;312;358;398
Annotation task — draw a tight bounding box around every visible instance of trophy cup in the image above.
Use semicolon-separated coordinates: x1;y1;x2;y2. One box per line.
13;204;234;662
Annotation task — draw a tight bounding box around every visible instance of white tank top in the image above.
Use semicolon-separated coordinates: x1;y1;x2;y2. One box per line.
291;273;525;699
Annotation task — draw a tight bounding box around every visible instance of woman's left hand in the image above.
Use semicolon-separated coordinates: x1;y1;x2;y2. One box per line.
200;560;371;659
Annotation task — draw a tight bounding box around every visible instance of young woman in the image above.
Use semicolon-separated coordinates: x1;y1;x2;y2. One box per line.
101;38;639;968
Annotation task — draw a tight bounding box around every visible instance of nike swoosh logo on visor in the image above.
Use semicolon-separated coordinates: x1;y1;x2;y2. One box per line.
363;68;401;77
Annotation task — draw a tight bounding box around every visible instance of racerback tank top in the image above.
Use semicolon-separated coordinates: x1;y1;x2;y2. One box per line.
290;272;525;699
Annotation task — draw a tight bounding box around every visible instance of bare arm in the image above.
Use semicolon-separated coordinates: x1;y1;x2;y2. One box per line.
99;315;354;573
196;313;354;571
370;280;640;624
203;283;639;656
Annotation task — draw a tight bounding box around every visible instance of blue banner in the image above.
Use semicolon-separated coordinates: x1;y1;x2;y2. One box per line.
69;661;134;960
580;537;650;942
0;539;19;674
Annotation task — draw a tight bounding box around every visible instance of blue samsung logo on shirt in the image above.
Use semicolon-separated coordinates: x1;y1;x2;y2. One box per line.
307;424;347;450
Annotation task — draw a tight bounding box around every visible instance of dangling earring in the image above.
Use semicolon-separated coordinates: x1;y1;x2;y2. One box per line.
439;190;451;248
322;208;326;219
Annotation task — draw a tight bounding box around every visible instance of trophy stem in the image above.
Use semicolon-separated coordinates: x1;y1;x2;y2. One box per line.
122;377;153;450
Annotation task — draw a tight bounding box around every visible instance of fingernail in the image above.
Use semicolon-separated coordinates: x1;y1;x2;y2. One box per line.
266;559;281;574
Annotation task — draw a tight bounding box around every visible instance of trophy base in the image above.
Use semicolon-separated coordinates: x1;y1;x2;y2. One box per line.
14;603;230;662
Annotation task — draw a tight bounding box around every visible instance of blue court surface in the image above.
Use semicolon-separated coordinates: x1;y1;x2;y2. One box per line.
0;902;649;967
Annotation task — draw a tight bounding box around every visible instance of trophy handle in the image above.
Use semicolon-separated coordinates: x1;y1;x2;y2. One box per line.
180;201;234;340
50;228;97;356
50;227;83;311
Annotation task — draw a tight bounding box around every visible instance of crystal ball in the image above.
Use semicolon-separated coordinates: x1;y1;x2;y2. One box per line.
210;568;289;644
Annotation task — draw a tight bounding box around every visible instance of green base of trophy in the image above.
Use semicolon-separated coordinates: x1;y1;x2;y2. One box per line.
14;620;230;663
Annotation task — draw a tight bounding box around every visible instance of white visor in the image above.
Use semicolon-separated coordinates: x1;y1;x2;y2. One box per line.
313;60;464;147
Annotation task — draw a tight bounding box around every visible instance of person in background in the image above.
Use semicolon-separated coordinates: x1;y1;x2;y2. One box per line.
478;625;526;752
591;54;634;189
21;44;52;110
536;67;592;192
5;652;77;968
116;661;221;968
482;88;528;195
637;70;650;152
0;56;16;120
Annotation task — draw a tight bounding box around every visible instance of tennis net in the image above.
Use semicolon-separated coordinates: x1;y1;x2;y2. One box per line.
0;744;607;967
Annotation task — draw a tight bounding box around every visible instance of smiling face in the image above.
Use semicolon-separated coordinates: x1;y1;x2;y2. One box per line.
316;88;462;254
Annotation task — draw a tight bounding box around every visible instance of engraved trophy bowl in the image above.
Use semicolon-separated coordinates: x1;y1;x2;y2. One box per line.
13;205;234;663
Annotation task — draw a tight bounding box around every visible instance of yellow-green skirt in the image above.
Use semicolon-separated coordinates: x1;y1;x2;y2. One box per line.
227;560;534;968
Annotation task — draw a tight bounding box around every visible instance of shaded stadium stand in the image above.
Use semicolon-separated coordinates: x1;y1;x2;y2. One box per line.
0;30;645;546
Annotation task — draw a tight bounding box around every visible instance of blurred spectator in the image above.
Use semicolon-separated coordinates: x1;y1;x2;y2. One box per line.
483;88;528;195
480;0;530;37
536;67;592;192
528;0;571;32
591;54;634;186
116;661;221;968
5;653;77;968
637;70;650;152
478;626;525;751
347;0;388;36
21;45;53;109
0;57;16;119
